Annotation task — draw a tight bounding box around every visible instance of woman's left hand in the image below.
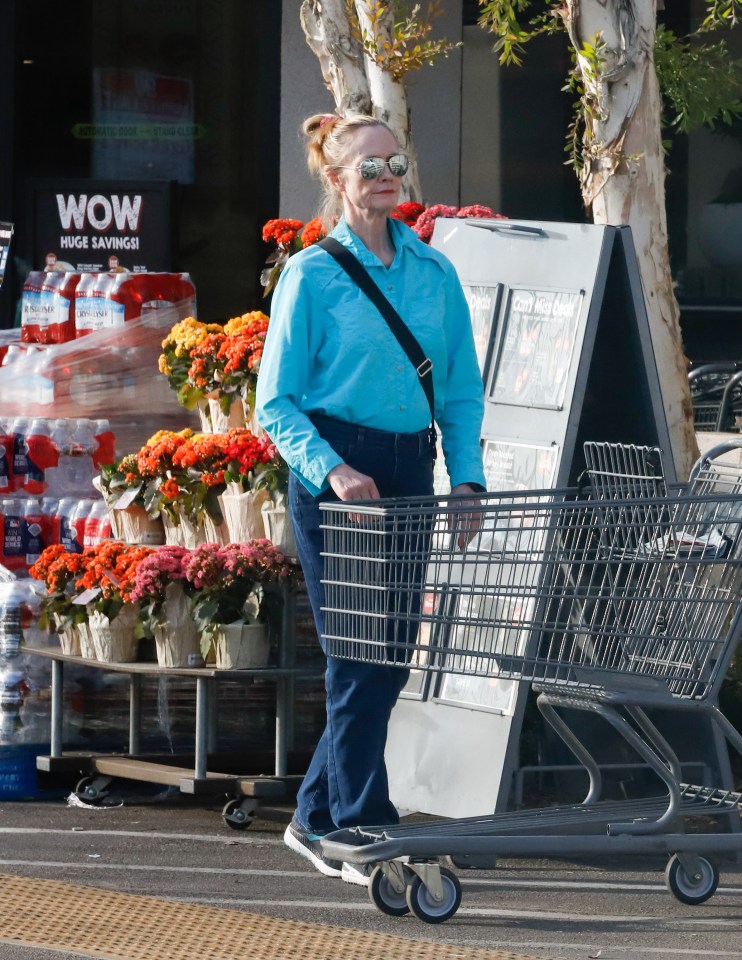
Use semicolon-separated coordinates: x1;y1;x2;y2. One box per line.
449;483;483;549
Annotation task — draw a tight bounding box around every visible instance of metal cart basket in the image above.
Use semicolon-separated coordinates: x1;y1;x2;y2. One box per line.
318;442;742;923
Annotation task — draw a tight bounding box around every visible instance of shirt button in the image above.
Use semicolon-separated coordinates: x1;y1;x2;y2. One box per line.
400;405;406;411
396;364;403;372
387;284;393;291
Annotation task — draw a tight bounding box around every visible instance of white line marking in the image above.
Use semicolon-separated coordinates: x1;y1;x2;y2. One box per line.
0;828;281;846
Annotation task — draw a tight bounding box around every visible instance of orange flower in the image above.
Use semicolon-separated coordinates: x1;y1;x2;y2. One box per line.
262;218;304;246
301;218;326;246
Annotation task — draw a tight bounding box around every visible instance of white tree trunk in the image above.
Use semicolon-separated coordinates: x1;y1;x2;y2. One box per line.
565;0;698;479
352;1;421;200
300;0;420;202
300;0;372;116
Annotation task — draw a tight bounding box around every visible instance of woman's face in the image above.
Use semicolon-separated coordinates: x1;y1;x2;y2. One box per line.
333;125;403;220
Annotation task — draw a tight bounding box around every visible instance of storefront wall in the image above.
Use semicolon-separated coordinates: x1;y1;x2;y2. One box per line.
2;0;281;328
2;0;740;356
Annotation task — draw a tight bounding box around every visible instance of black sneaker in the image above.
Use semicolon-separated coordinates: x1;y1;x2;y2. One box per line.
283;819;343;878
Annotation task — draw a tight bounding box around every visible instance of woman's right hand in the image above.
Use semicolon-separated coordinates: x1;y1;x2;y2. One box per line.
326;463;380;501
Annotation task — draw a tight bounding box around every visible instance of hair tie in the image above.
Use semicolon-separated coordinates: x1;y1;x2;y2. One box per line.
319;114;336;128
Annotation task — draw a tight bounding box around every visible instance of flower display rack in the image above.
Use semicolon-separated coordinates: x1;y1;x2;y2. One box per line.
28;586;323;824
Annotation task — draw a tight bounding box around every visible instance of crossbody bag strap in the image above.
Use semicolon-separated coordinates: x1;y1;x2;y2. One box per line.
318;236;436;436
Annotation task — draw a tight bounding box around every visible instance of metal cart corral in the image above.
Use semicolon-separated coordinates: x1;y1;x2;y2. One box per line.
318;443;742;923
30;589;322;828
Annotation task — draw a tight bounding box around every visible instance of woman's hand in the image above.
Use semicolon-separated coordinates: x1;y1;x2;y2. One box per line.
449;483;483;550
327;463;380;501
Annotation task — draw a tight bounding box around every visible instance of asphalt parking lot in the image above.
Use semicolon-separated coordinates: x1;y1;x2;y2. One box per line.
0;785;741;960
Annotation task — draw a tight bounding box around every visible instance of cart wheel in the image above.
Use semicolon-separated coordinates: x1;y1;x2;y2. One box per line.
75;776;104;803
368;865;410;917
406;867;462;924
221;798;255;830
664;855;719;905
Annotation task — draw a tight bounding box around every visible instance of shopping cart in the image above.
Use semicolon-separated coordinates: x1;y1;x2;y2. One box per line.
318;442;742;923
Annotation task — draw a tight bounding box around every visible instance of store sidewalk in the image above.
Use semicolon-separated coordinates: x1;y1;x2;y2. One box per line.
0;871;551;960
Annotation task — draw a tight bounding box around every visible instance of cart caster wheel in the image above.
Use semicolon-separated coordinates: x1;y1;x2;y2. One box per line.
222;798;255;830
664;855;719;905
75;776;105;804
368;865;410;917
406;867;462;924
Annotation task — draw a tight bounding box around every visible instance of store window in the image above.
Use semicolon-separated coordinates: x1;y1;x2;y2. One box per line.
6;0;280;326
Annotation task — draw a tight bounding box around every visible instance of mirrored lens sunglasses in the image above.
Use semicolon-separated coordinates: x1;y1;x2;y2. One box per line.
345;155;409;180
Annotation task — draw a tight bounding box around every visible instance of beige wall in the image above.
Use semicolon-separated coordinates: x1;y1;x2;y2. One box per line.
279;0;465;219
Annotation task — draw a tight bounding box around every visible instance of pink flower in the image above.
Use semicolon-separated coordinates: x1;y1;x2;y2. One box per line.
412;204;460;243
131;546;190;602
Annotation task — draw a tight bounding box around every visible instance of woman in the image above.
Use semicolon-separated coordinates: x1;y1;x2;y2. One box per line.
256;112;486;885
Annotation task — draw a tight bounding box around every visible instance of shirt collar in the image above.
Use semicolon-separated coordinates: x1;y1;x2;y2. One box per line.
330;215;419;267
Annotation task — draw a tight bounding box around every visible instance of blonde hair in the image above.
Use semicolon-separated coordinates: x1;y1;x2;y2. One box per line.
302;113;399;228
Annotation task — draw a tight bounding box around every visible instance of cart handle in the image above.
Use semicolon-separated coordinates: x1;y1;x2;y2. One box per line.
689;438;742;482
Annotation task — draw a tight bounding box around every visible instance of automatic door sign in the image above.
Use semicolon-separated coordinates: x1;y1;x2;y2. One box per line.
0;222;13;290
491;288;584;410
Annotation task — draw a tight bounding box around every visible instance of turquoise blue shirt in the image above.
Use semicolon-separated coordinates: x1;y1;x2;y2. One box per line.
255;216;486;495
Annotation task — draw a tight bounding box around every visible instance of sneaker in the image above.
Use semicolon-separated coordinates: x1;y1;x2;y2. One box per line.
283;819;343;878
341;861;372;887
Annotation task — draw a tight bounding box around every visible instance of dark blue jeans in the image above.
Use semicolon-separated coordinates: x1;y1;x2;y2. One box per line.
289;413;434;833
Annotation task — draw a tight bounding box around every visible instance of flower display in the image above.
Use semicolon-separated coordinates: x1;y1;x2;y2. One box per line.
260;217;328;296
390;201;506;243
184;539;301;656
30;545;90;631
157;311;270;416
99;428;286;532
158;318;225;408
31;542;154;628
224;428;287;494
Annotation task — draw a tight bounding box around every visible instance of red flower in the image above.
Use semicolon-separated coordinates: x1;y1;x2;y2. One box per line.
391;202;426;227
262;219;304;246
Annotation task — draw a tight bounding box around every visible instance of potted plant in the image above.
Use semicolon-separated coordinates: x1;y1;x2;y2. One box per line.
29;545;91;657
131;545;200;668
97;453;165;545
75;541;153;663
158;316;226;413
184;540;301;669
220;428;284;543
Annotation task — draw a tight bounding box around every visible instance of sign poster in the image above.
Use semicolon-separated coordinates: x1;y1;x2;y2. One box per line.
491;288;583;409
0;222;13;290
483;438;558;493
462;283;501;375
29;179;172;273
91;68;196;184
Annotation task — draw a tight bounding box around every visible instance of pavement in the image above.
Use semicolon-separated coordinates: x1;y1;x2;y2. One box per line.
0;786;741;960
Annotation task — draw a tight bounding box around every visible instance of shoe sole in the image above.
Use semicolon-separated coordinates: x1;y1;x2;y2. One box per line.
283;825;342;878
341;862;370;887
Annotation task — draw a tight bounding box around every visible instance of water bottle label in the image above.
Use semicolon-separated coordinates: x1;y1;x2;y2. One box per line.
22;290;54;328
76;296;111;332
13;436;29;476
1;516;26;557
0;447;8;490
60;516;83;553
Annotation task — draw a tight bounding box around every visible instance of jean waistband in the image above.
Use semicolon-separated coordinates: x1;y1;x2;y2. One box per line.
307;412;431;452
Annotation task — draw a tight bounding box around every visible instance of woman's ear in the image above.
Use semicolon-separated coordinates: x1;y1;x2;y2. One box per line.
326;168;344;194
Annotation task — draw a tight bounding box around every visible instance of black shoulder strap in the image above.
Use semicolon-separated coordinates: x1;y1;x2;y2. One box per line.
317;236;435;425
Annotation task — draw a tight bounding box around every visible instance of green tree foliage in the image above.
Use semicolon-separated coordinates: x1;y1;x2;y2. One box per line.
345;0;461;80
478;0;742;157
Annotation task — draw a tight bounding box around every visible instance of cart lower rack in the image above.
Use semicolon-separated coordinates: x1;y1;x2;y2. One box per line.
317;457;742;923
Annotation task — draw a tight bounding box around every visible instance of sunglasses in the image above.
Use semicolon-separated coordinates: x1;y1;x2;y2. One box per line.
341;154;410;180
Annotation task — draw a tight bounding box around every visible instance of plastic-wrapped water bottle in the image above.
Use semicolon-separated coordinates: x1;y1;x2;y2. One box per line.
0;582;24;660
0;417;13;494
